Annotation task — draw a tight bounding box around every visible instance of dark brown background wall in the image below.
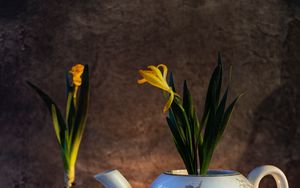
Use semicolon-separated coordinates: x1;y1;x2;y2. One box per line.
0;0;299;188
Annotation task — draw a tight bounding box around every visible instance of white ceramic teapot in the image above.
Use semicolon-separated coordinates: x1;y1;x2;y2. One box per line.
94;165;288;188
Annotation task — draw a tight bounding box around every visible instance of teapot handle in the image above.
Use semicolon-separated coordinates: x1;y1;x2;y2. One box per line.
247;165;289;188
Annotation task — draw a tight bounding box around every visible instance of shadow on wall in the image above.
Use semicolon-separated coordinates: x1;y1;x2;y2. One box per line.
0;0;27;19
239;11;300;188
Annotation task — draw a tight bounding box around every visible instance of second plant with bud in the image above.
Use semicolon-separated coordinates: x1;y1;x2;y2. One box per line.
28;64;90;188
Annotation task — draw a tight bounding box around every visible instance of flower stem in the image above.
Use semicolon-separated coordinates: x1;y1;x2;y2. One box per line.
64;166;75;188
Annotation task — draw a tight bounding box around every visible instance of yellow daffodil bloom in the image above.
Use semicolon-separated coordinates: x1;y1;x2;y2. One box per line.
69;64;84;86
69;64;84;99
138;64;178;113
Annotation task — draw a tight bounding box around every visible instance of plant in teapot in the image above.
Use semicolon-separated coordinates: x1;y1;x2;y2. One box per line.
137;54;240;176
95;54;289;188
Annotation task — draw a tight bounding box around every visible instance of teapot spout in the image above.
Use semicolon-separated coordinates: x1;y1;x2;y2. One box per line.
94;170;132;188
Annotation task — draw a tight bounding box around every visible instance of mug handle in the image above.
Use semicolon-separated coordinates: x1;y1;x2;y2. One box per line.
247;165;289;188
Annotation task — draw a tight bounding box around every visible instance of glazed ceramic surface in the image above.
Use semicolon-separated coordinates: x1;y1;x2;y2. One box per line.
150;166;288;188
150;170;251;188
95;165;289;188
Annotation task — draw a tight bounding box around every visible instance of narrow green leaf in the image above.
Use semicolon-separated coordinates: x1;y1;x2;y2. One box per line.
183;82;198;138
216;95;242;143
170;99;197;173
200;147;213;175
217;87;228;114
168;72;176;92
166;117;180;142
167;117;188;157
173;137;193;174
215;53;223;105
167;115;194;173
198;140;204;174
27;81;67;146
66;91;75;151
66;73;71;97
201;56;223;125
193;109;202;146
217;52;222;66
183;80;193;119
215;87;229;125
168;109;186;143
27;81;55;111
201;79;219;174
182;80;201;174
66;89;75;131
171;101;193;150
51;105;62;144
203;80;218;144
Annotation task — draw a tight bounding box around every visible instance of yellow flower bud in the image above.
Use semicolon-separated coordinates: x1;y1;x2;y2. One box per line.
69;64;84;87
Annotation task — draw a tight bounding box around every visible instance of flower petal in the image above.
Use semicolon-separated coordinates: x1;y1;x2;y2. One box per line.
72;76;82;86
137;78;147;84
163;89;174;113
142;70;156;75
69;64;84;87
157;64;168;80
139;70;170;91
70;64;84;75
148;65;170;89
148;65;164;81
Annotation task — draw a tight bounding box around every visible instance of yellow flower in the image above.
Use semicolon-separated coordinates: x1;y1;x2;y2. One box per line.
138;64;178;113
69;64;84;100
69;64;84;87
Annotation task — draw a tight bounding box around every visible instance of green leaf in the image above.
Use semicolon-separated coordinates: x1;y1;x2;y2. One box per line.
66;89;75;130
172;136;193;173
51;105;66;147
66;91;75;152
167;112;190;165
201;55;223;125
215;53;223;103
66;73;71;97
27;81;66;147
203;80;218;143
171;101;193;149
168;109;186;143
170;99;197;173
193;109;202;146
214;87;229;128
166;117;181;143
201;79;219;174
183;80;193;119
167;117;189;165
182;81;199;138
168;72;176;92
182;80;201;174
200;55;225;174
216;94;242;143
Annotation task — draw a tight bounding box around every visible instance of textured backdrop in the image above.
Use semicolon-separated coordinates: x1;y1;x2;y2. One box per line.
0;0;299;188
